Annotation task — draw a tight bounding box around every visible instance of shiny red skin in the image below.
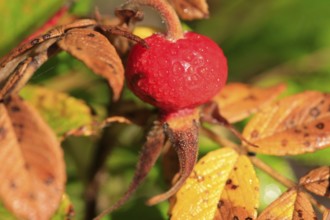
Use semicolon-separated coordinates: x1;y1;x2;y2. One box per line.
125;31;228;113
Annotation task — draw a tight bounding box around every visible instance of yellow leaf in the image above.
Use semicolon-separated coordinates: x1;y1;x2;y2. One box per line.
299;166;330;198
243;91;330;155
215;155;259;220
170;148;239;220
257;189;316;220
214;83;285;123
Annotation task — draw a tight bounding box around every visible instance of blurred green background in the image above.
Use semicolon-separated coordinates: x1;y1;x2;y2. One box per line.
1;0;330;219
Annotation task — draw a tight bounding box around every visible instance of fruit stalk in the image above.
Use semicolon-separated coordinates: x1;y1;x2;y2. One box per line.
123;0;183;40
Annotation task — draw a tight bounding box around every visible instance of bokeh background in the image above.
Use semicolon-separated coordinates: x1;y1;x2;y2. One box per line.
0;0;330;219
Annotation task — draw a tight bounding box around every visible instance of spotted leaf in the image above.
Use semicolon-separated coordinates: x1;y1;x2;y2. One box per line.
0;19;96;99
170;148;239;220
168;0;209;20
257;189;316;220
214;155;259;220
299;166;330;198
57;28;124;100
213;83;286;123
0;96;65;220
243;91;330;155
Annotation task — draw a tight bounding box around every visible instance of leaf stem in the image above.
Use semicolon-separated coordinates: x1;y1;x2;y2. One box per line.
250;157;327;213
124;0;183;40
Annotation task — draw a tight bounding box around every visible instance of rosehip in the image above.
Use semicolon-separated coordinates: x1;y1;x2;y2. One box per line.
125;32;228;113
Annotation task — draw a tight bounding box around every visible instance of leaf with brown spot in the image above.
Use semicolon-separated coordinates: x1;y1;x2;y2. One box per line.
243;91;330;155
299;166;330;198
0;96;65;220
213;83;286;123
0;19;96;99
169;148;239;219
214;155;259;220
57;29;124;100
257;189;316;220
0;40;57;100
168;0;209;20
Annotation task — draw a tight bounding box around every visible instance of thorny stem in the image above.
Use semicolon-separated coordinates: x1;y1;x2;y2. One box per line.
250;157;326;213
122;0;183;40
202;126;327;214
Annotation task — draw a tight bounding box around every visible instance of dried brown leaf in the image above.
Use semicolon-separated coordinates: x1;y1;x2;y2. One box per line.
0;50;51;100
257;189;316;220
57;29;124;100
299;166;330;198
168;0;209;20
214;83;286;123
0;96;65;220
214;155;259;220
0;19;96;99
243;91;330;155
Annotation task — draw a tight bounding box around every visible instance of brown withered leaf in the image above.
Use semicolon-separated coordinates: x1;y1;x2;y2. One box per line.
214;155;259;220
57;28;124;101
0;96;65;220
0;19;96;99
243;91;330;155
170;148;239;219
168;0;209;20
257;189;316;220
213;83;286;123
299;166;330;198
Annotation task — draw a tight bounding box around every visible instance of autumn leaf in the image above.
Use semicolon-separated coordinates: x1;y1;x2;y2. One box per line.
299;166;330;198
0;96;65;220
257;188;316;220
168;0;209;20
214;83;286;123
0;19;96;99
170;148;239;220
214;155;259;220
20;85;94;137
243;91;330;155
57;28;125;101
0;40;57;100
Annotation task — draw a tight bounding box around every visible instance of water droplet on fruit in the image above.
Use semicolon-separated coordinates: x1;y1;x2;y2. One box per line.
173;61;184;73
182;61;191;72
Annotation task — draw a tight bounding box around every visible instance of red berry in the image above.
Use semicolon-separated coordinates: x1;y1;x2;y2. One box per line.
126;31;228;113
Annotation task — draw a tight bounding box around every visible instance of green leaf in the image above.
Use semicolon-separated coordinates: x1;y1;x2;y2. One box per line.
0;0;63;55
19;85;94;137
51;194;74;220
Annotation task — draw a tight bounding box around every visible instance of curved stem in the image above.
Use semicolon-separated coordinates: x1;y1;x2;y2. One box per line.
124;0;183;40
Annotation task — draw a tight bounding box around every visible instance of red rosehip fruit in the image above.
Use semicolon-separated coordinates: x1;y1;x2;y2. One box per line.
125;31;228;113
